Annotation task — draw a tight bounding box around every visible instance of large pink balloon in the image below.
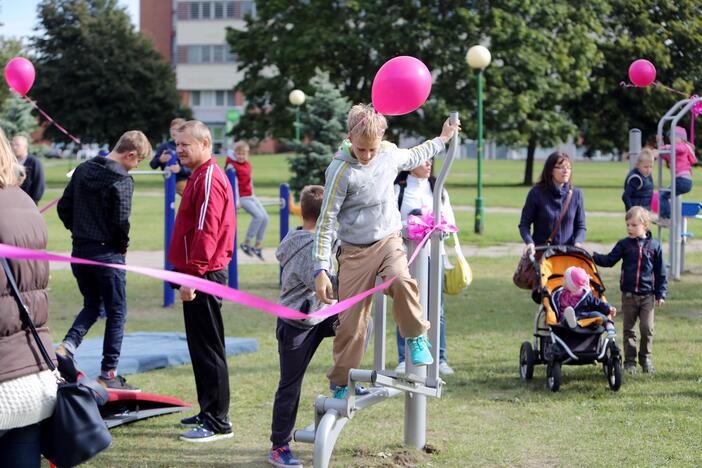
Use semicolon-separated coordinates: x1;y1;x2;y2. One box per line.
372;56;432;115
628;59;656;87
4;57;35;96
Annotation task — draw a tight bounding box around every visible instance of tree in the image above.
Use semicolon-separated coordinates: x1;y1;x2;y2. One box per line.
286;71;350;197
0;94;38;137
30;0;185;145
572;0;702;154
475;0;609;185
227;0;480;143
0;37;24;110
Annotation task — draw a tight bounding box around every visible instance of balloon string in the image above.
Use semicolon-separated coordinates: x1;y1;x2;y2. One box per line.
652;81;689;97
21;95;81;144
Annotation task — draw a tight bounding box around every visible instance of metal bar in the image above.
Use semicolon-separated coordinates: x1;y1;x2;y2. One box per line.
279;183;290;285
162;172;176;307
628;129;641;170
225;167;238;288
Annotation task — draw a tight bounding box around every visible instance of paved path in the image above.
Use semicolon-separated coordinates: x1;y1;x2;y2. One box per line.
49;239;702;270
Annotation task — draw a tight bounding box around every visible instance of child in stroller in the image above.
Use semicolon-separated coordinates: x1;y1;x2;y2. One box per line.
553;266;617;337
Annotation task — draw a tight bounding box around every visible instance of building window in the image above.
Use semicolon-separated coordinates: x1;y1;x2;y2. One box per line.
201;45;211;63
180;2;256;20
191;91;201;106
214;1;224;18
182;45;236;64
189;2;200;19
213;45;224;63
225;1;235;18
201;2;211;18
227;91;235;107
216;90;225;106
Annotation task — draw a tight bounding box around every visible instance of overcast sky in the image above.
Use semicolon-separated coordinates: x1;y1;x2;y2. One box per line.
1;0;140;40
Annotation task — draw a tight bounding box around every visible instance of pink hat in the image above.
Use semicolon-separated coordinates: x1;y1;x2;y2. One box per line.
674;126;688;141
564;266;589;293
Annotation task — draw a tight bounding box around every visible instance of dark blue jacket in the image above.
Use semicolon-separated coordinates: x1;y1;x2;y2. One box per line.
519;184;586;246
149;140;191;181
593;232;667;300
19;154;45;204
622;167;653;211
552;287;611;317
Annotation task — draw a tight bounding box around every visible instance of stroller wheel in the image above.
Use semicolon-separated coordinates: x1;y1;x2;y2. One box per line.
546;361;561;392
519;341;535;381
606;346;622;391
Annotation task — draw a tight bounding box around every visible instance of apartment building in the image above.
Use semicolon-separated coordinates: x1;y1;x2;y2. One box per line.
140;0;255;152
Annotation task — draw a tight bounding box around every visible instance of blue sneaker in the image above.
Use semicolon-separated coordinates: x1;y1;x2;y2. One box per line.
268;445;303;467
180;423;233;443
180;414;202;425
354;384;370;396
330;384;348;399
407;336;433;366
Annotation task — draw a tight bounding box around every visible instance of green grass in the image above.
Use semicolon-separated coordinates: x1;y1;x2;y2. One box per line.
45;253;702;466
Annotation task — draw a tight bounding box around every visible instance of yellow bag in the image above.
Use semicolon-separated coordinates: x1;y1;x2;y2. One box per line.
443;233;472;295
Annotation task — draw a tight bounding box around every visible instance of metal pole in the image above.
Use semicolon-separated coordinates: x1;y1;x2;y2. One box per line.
295;106;301;142
474;70;484;234
226;167;239;289
628;129;641;170
405;239;428;449
163;171;176;307
280;183;290;284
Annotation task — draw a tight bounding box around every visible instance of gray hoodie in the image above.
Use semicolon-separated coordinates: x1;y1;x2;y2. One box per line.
313;137;445;271
277;228;336;329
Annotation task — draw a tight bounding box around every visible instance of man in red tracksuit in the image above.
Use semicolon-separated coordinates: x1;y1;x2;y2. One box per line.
167;120;236;442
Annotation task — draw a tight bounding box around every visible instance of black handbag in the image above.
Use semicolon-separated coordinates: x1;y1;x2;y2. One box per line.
1;258;112;468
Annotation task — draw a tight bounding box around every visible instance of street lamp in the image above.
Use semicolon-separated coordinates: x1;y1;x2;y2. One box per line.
288;89;306;142
466;45;491;234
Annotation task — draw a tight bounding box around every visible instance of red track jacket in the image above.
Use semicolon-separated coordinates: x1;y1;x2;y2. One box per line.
168;157;235;276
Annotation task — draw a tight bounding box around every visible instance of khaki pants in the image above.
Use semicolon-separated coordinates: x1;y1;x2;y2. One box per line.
621;293;655;366
327;232;430;386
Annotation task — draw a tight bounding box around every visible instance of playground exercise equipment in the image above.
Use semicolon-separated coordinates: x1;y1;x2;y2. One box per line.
655;96;702;279
292;112;460;467
67;166;292;307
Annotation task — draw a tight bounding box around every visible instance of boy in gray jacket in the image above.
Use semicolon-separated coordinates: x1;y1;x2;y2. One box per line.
314;104;460;398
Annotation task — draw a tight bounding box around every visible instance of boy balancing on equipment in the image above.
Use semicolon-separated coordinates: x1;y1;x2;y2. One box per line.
314;104;460;399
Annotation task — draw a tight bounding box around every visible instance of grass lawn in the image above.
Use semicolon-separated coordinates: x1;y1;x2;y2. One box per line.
44;253;702;466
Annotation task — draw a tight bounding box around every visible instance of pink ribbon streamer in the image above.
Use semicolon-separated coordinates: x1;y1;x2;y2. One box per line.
22;95;81;144
690;95;702;143
39;196;61;214
406;211;458;241
0;226;436;320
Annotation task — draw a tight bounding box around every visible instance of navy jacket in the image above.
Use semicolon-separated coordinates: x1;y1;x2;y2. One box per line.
622;167;653;211
519;184;586;246
20;154;45;204
552;287;611;317
149;140;191;181
593;233;667;300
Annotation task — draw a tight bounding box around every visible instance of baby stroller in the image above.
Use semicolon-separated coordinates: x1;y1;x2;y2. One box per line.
518;245;622;392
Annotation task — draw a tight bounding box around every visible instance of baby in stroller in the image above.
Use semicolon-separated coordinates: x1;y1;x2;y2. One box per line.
553;266;617;337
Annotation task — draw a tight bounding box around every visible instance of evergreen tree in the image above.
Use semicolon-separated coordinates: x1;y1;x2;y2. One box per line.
0;37;24;111
286;71;350;197
30;0;184;144
0;95;38;137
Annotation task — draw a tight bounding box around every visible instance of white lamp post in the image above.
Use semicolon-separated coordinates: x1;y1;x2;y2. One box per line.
288;89;306;142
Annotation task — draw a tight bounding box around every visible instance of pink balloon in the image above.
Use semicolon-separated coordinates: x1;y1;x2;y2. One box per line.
628;59;656;87
4;57;35;96
372;56;432;115
651;191;659;214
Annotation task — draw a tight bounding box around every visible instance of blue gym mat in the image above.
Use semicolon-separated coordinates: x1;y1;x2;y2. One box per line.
67;332;258;378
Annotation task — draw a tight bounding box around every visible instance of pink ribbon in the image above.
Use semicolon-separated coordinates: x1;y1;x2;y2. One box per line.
39;196;61;214
22;96;81;144
406;211;458;242
690;95;702;143
0;226;436;320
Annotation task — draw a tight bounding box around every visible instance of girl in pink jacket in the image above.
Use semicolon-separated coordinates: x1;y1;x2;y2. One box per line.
659;126;698;220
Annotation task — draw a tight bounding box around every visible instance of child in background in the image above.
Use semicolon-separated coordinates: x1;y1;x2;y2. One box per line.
553;266;617;337
593;207;667;374
622;148;654;211
314;103;460;398
226;141;269;260
658;126;698;222
150;117;191;195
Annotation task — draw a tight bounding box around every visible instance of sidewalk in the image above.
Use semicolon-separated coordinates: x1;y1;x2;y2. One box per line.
48;239;702;270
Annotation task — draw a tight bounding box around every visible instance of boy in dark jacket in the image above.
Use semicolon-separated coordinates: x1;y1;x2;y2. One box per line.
593;207;667;374
149;117;191;195
622;148;654;211
56;131;151;390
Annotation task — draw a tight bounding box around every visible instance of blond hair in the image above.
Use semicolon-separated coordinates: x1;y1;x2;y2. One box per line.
347;104;387;139
300;185;324;221
113;130;152;160
626;206;651;228
0;127;25;188
636;148;654;165
233;140;249;151
179;120;212;145
170;117;186;129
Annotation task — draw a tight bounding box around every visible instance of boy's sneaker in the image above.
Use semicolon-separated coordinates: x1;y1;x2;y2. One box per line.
180;423;233;443
180;414;202;425
240;243;253;256
330;384;348;399
642;362;656;374
268;445;303;467
624;363;637;375
563;307;577;329
252;247;265;261
407;336;433;366
439;361;455;375
97;375;140;392
394;361;406;374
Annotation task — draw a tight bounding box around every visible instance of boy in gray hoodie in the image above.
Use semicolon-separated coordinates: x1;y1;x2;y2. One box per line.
268;185;340;468
314;104;460;398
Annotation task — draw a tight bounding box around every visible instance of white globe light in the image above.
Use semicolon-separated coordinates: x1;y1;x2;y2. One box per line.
289;89;306;106
466;45;491;70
